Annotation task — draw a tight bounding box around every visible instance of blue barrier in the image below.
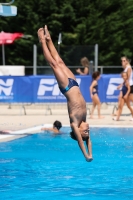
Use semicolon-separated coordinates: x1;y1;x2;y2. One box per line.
0;75;123;103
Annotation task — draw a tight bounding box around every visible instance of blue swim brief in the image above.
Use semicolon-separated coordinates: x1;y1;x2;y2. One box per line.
59;78;79;94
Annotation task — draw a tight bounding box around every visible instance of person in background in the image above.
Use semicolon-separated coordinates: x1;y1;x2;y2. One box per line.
121;56;133;121
76;57;89;75
41;120;62;134
90;71;104;119
113;72;130;121
115;56;133;120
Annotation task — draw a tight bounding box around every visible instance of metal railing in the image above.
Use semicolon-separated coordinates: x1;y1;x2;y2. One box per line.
25;65;127;75
98;66;127;74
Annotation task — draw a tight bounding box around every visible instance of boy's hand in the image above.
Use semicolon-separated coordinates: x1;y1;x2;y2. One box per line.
86;155;93;162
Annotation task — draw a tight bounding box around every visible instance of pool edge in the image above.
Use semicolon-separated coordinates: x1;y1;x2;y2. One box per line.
0;124;133;143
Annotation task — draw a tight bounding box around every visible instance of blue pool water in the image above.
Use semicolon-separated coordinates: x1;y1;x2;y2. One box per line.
0;127;133;200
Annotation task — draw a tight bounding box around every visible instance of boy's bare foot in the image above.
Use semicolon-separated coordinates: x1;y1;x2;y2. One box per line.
44;25;51;41
37;28;46;43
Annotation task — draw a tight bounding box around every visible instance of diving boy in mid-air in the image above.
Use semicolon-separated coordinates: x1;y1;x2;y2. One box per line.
37;25;93;162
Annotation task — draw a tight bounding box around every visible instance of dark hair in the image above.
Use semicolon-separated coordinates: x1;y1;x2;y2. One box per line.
92;71;100;80
70;131;89;141
53;120;62;130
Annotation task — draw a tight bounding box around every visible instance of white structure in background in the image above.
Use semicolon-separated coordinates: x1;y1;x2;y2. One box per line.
0;0;17;16
0;66;25;75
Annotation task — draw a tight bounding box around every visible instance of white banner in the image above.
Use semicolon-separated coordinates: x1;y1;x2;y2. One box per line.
0;66;25;76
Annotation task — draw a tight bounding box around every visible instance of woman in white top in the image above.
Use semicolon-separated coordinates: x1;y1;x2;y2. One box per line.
121;56;133;120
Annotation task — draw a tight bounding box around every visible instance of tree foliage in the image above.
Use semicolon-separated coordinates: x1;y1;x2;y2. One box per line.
0;0;133;67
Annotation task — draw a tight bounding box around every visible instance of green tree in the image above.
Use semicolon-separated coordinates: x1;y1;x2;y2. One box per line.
1;0;133;69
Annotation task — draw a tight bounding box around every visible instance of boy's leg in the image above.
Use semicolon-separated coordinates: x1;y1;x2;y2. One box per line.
44;25;76;80
38;28;69;89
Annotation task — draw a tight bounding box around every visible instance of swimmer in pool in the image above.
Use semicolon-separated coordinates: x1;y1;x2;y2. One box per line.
37;25;93;162
41;120;62;134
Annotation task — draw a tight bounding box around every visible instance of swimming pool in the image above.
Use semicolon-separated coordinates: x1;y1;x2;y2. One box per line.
0;127;133;200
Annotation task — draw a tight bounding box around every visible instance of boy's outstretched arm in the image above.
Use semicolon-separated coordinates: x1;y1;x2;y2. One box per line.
86;137;93;159
71;123;93;162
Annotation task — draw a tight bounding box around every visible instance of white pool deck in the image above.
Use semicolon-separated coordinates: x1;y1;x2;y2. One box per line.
0;104;133;142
